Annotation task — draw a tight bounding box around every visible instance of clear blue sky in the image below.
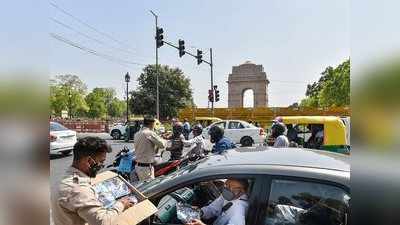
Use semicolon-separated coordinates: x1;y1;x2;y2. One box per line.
47;0;349;107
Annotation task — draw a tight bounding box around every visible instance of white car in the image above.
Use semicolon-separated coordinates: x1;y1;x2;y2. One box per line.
50;122;77;155
202;120;266;146
109;120;166;140
110;122;127;140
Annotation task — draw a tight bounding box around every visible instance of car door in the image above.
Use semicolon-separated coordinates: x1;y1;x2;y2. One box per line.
204;121;227;139
225;121;244;143
147;174;267;225
258;176;350;225
224;121;235;142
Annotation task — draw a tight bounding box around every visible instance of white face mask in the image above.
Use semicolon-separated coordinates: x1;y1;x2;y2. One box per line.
221;187;236;201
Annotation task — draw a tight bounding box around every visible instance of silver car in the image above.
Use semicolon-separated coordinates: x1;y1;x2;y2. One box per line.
134;147;350;225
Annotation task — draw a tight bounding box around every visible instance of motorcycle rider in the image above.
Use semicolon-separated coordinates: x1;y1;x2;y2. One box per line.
208;125;236;154
182;124;206;158
166;122;185;160
271;122;289;148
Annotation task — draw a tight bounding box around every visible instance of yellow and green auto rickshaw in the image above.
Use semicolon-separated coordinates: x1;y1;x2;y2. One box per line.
278;116;350;154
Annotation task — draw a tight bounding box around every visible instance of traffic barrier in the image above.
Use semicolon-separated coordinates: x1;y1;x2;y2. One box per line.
179;106;350;127
51;119;110;133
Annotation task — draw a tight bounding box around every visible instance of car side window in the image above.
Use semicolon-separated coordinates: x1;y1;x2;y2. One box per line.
152;177;255;225
265;179;349;225
228;121;244;129
214;122;226;129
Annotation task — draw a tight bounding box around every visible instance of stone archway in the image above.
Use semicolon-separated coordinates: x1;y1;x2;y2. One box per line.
242;88;255;108
227;61;269;107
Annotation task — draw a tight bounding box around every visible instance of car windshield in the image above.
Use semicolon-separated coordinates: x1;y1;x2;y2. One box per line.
50;122;68;131
134;160;203;191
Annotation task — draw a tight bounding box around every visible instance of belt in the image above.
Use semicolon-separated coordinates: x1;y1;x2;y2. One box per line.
135;162;153;167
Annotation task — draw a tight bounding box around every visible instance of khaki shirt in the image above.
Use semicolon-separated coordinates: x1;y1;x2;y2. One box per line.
134;127;166;163
51;166;124;225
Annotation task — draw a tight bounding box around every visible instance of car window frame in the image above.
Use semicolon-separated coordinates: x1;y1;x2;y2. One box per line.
213;121;226;129
50;122;68;131
228;121;244;129
148;174;267;225
261;175;350;225
241;121;253;128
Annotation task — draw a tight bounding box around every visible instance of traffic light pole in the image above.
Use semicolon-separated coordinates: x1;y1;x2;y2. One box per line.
150;10;160;120
210;48;214;116
163;41;215;116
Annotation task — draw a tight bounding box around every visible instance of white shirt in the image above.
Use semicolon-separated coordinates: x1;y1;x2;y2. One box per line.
182;135;206;155
201;194;248;225
273;135;289;148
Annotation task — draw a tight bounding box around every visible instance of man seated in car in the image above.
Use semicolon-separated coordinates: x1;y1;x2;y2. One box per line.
187;179;249;225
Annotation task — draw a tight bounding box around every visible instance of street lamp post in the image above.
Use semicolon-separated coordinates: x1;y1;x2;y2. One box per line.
68;90;72;119
125;72;130;123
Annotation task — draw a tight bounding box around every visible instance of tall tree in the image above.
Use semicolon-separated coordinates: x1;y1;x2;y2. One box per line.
300;59;350;107
108;98;126;118
130;65;194;119
85;87;119;119
50;74;88;117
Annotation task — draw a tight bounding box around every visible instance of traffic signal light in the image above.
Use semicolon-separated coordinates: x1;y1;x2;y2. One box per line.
214;85;220;102
156;27;164;48
208;89;214;102
197;49;203;65
178;39;185;57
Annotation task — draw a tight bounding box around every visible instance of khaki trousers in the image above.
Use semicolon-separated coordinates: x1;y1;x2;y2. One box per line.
135;165;155;181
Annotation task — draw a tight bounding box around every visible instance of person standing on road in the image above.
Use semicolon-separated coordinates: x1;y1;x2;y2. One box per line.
183;118;191;140
52;136;134;225
134;115;166;181
271;122;289;148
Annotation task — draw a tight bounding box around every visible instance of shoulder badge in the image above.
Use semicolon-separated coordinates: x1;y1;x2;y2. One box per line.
72;173;79;184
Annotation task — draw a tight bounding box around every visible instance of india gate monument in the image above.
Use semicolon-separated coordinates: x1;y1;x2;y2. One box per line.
227;61;270;107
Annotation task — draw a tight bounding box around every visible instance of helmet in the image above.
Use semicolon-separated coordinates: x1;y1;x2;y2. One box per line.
271;122;286;138
208;125;224;143
192;124;203;136
172;122;184;137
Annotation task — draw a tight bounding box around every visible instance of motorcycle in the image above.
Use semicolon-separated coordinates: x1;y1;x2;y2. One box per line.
106;145;203;183
106;146;135;181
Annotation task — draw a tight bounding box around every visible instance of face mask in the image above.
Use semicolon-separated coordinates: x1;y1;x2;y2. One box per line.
221;187;236;201
88;158;104;178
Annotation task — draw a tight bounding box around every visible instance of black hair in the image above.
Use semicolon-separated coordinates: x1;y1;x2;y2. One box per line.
143;115;155;126
73;136;111;162
230;178;249;191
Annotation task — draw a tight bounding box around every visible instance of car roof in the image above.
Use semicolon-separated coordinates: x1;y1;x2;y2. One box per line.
212;119;247;124
196;147;350;172
195;117;222;121
137;147;350;196
280;116;343;124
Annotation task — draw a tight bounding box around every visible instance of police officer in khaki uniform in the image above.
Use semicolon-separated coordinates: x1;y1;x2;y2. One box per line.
51;136;133;225
134;116;166;181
